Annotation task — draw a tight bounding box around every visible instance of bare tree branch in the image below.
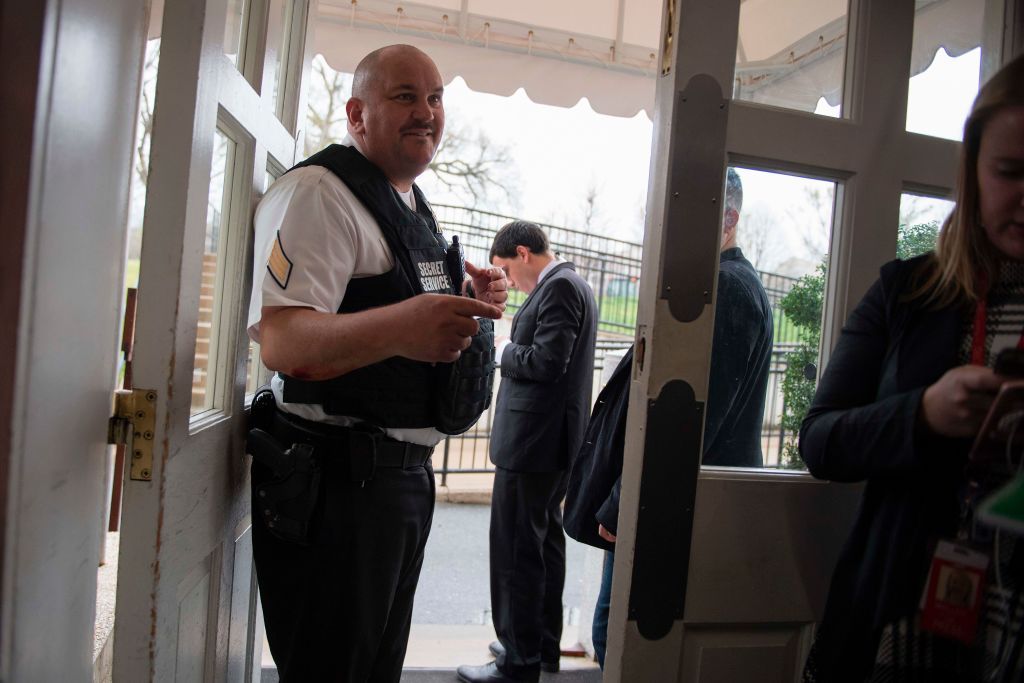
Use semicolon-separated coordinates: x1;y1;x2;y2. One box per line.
304;57;350;157
426;123;513;206
737;208;782;272
580;183;599;231
789;186;832;260
134;45;160;188
302;56;514;207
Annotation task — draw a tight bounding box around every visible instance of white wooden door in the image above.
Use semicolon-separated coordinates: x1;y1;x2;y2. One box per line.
605;0;1008;680
113;0;312;680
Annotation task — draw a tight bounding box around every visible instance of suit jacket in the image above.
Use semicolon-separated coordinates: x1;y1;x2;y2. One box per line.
799;254;970;680
489;262;598;472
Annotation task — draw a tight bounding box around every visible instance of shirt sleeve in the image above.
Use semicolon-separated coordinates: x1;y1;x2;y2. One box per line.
247;169;377;341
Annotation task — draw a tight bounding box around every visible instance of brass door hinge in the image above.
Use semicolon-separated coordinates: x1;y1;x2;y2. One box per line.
107;389;157;481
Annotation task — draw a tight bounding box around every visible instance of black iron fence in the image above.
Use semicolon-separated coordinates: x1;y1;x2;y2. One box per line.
432;204;805;478
436;338;635;487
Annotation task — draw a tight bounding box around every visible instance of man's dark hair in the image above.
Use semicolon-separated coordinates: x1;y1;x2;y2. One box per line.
725;167;743;216
490;221;550;260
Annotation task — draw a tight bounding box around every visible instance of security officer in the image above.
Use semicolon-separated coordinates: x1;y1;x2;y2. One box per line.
245;44;507;682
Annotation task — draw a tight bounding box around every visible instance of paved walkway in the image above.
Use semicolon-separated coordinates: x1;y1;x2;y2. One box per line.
407;482;602;672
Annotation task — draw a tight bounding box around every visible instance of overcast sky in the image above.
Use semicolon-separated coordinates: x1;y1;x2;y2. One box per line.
414;47;979;275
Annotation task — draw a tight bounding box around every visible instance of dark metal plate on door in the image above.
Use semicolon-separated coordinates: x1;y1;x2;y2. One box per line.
628;379;702;640
659;73;730;322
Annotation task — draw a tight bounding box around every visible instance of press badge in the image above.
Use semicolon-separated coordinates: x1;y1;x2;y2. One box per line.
919;540;989;644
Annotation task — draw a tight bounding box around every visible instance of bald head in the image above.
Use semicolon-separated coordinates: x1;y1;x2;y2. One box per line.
352;44;432;100
346;44;445;190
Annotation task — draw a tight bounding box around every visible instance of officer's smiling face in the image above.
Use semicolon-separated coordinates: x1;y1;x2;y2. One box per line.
491;247;539;294
349;47;445;190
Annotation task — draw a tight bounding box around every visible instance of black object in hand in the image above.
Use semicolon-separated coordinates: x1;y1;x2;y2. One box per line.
446;235;466;295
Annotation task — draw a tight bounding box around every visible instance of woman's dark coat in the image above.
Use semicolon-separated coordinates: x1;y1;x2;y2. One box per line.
800;254;972;680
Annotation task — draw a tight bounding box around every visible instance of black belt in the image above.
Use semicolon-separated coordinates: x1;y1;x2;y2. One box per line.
265;405;434;473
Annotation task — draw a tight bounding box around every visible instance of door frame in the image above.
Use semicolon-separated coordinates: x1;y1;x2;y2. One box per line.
0;0;147;679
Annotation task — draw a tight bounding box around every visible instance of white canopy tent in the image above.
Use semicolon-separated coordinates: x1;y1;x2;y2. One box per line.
310;0;983;118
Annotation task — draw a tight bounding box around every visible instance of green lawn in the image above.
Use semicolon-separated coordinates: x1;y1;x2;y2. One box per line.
507;291;801;343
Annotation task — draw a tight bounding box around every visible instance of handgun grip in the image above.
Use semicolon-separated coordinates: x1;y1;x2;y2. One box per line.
246;428;292;475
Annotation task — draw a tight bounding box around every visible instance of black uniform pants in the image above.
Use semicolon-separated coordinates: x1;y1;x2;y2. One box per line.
489;467;569;678
251;455;435;682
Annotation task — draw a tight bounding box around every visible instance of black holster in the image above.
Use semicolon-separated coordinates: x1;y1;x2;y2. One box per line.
248;392;321;545
433;317;495;435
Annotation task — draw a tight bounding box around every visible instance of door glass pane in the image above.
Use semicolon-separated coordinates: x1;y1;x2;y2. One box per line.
192;129;237;414
268;0;295;120
898;192;953;259
224;0;250;70
245;167;282;397
704;167;836;470
734;0;848;117
245;342;266;396
905;1;983;141
126;38;162;291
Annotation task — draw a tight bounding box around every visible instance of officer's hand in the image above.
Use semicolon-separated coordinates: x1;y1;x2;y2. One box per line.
598;524;616;543
465;261;508;312
394;294;502;363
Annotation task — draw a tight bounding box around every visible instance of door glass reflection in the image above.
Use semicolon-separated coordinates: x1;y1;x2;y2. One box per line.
192;129;236;414
224;0;250;71
905;1;983;141
245;168;281;397
734;0;848;117
268;0;295;121
898;193;953;260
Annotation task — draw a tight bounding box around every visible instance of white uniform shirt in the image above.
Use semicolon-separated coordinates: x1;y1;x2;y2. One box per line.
247;142;444;446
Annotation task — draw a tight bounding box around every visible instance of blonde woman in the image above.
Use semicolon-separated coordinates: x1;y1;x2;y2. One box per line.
801;53;1024;682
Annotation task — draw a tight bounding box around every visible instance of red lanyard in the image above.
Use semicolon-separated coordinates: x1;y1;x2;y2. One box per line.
971;271;1024;365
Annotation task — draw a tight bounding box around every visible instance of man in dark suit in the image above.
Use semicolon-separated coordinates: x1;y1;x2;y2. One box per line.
457;221;598;683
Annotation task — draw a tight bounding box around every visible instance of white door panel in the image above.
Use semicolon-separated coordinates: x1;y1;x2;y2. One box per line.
679;625;807;683
113;0;311;679
685;475;861;623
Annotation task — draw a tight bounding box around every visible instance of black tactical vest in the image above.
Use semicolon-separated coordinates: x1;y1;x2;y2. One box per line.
278;145;492;433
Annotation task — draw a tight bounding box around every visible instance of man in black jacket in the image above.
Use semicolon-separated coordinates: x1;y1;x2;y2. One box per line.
564;168;773;666
457;222;598;683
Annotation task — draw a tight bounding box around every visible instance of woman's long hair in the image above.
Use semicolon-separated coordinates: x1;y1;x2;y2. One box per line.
913;52;1024;307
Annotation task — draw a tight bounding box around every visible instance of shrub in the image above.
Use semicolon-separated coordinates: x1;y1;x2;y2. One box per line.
777;222;939;468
